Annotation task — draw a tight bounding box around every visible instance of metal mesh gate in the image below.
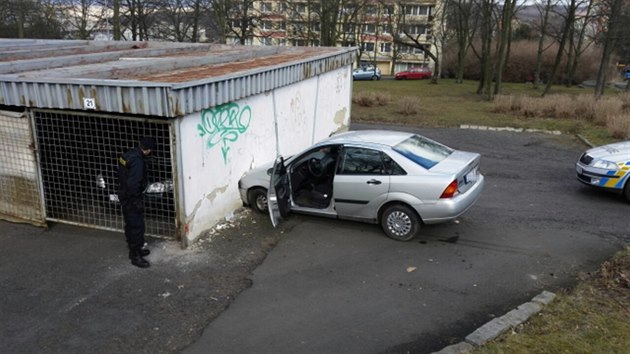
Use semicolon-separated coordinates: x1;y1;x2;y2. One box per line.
0;110;45;225
33;110;177;238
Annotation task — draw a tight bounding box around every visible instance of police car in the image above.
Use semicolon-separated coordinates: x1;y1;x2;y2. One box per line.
576;140;630;202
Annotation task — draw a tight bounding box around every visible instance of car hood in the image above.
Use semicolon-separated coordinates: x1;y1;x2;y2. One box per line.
586;141;630;163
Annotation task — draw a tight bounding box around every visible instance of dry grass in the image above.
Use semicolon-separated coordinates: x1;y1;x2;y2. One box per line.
352;92;392;107
397;96;420;116
492;93;630;139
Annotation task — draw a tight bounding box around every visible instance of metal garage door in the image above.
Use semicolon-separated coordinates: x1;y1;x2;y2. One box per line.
0;110;45;226
33;110;177;238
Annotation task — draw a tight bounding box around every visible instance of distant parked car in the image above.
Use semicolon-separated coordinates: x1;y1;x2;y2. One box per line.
575;140;630;202
238;130;485;241
395;67;432;80
353;66;381;81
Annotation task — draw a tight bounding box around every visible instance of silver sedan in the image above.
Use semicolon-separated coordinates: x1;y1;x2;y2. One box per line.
238;130;485;241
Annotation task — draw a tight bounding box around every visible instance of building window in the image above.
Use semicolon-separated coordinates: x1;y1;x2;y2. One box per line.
404;5;430;16
260;2;273;13
362;42;375;51
292;39;307;46
365;6;377;15
380;43;392;53
404;25;429;35
363;24;376;33
261;37;272;46
261;21;273;30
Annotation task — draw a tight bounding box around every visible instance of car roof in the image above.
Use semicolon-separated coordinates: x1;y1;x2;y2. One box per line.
320;130;414;148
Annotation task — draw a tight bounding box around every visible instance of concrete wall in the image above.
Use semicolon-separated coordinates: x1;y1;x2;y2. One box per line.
177;66;353;244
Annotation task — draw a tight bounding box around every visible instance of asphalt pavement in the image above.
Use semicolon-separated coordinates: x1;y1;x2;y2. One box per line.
1;125;629;354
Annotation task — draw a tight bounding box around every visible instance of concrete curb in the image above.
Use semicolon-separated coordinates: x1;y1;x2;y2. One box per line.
459;124;597;149
432;291;556;354
459;124;562;136
576;134;596;148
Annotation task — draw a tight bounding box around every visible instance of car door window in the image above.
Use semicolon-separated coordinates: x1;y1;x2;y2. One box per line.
338;147;387;175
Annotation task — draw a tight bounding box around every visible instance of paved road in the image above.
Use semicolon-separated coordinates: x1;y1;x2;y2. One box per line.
2;125;628;354
183;124;630;354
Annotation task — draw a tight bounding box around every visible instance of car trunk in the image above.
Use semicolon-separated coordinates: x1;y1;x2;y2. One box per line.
430;151;481;194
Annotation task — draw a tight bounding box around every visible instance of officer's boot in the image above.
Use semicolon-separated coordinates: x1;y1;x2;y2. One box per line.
129;249;150;268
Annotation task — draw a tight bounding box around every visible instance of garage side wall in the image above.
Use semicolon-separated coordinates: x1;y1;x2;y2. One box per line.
178;67;352;244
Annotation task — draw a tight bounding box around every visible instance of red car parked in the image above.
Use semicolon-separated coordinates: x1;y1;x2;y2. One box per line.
395;67;432;80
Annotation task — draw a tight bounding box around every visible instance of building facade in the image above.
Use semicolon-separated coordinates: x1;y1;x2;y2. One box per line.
225;0;440;75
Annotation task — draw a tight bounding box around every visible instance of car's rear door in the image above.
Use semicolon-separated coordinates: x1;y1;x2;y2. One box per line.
333;146;390;220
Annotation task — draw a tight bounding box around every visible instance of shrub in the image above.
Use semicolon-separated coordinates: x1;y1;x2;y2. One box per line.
492;95;514;113
353;92;376;107
352;92;391;107
606;114;630;139
374;92;392;106
593;98;624;126
548;95;577;118
397;96;419;116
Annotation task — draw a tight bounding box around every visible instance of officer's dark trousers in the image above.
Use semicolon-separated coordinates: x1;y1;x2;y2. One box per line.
121;200;145;254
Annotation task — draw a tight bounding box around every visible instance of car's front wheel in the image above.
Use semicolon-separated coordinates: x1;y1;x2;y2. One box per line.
248;187;268;213
380;204;420;241
371;75;378;80
623;181;630;203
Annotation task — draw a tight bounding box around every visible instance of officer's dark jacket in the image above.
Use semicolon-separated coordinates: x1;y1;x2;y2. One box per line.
118;147;147;203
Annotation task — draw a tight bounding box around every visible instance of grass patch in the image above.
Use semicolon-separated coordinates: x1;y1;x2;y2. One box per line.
472;247;630;354
351;80;627;145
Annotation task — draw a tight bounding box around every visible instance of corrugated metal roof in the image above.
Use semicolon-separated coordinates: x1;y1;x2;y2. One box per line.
0;39;356;118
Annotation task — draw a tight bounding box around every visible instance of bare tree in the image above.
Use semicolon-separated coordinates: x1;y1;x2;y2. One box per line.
1;0;64;39
493;0;519;95
594;0;626;97
395;1;440;80
532;0;558;89
564;0;595;86
448;0;479;83
543;0;578;96
56;0;109;39
476;0;498;98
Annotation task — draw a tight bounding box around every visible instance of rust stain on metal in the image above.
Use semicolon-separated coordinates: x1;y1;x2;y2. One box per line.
136;48;339;83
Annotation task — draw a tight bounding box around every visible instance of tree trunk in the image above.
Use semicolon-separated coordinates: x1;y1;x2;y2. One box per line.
113;0;121;40
494;0;516;95
533;0;552;90
543;0;576;96
595;0;623;98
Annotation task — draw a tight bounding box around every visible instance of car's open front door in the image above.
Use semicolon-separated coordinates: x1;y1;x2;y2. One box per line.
268;156;291;227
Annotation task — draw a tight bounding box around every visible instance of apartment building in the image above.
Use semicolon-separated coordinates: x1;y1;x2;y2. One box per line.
226;0;440;75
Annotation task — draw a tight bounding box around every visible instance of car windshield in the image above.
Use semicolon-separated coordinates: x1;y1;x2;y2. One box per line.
393;135;453;169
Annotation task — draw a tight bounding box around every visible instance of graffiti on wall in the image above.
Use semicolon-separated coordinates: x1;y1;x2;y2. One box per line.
198;102;252;164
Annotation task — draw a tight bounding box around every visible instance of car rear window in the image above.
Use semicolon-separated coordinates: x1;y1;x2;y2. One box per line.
392;135;453;169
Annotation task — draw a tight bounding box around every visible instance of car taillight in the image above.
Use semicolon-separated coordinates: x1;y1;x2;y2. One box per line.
440;180;458;198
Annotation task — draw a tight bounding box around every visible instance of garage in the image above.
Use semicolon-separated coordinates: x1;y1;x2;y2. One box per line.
0;39;355;246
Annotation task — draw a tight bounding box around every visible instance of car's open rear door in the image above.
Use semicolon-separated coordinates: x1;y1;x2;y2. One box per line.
268;156;291;227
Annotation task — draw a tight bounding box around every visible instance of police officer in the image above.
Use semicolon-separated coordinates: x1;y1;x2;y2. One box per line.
118;137;156;268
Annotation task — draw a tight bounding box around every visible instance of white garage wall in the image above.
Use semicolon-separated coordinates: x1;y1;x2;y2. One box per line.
177;66;352;244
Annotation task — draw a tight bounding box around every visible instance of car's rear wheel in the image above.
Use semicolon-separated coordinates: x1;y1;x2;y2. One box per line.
380;204;420;241
248;187;268;213
371;75;378;80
